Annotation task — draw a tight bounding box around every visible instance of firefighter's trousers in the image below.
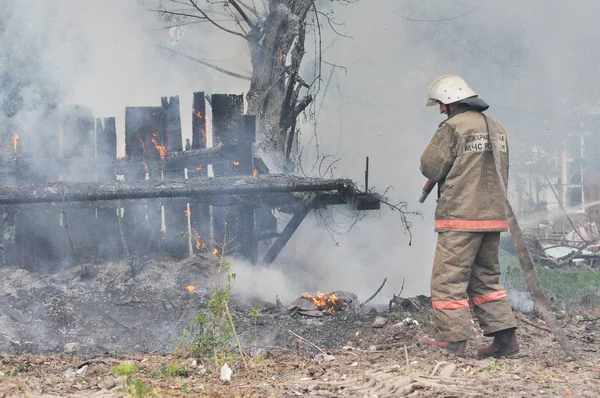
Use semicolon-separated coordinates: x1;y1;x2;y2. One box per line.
431;231;517;342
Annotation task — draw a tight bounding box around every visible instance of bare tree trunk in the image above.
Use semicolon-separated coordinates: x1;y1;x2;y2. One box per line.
246;0;314;172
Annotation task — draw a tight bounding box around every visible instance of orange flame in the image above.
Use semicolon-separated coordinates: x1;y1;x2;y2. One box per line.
184;209;191;216
253;169;258;176
233;160;240;166
212;248;219;256
195;235;203;250
139;138;146;152
195;166;202;172
302;292;347;314
152;137;167;161
186;285;196;293
193;109;202;119
12;133;19;151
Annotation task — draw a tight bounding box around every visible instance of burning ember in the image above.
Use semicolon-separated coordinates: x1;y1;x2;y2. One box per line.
193;109;202;119
212;248;219;256
289;291;350;316
195;235;203;250
196;166;202;172
12;133;19;151
186;285;196;293
233;160;240;166
184;209;191;217
253;168;259;176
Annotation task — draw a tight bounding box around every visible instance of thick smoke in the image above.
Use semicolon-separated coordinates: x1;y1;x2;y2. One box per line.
3;1;596;305
0;0;249;157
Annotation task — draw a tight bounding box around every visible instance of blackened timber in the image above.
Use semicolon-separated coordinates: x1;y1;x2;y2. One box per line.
211;94;244;255
96;118;117;161
161;96;183;153
125;107;166;163
191;92;207;150
0;175;354;205
262;199;316;264
238;115;257;263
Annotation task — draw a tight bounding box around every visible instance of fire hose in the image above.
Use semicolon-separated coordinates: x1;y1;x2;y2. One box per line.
417;179;436;203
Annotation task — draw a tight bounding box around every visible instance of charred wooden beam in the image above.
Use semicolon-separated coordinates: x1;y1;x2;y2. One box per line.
262;198;316;264
191;92;207;150
161;96;183;153
0;175;354;205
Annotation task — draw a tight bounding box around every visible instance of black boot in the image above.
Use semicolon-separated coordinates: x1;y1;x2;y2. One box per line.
477;328;519;359
418;335;467;357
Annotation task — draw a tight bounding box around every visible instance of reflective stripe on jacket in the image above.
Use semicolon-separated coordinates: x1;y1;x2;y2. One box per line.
420;110;509;232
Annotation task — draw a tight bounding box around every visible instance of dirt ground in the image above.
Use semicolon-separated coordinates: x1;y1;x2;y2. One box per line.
1;303;599;397
0;256;599;397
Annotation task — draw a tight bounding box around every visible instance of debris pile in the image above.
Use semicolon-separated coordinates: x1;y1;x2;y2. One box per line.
288;291;355;317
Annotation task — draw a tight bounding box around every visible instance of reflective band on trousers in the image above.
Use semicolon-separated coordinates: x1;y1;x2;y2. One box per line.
471;290;508;306
435;219;509;230
432;299;470;310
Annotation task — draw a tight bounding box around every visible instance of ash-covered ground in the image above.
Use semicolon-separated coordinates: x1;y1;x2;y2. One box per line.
1;255;600;397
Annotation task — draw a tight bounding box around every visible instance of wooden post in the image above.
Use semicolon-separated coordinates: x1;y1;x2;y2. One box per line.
191;92;207;150
211;94;244;255
161;96;183;153
189;92;211;257
94;117;120;262
238;115;257;263
161;95;188;259
124;107;166;260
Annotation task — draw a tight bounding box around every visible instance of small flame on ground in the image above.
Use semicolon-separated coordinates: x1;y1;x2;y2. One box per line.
195;235;203;250
302;292;346;314
193;109;203;119
233;160;240;166
184;209;191;216
212;248;219;256
12;133;19;151
186;285;196;293
195;166;202;171
253;169;258;176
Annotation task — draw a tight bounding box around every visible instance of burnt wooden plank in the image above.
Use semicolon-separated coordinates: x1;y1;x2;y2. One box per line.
161;96;183;153
191;92;207;151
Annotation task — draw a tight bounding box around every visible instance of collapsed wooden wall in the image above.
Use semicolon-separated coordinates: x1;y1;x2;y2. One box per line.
0;93;262;269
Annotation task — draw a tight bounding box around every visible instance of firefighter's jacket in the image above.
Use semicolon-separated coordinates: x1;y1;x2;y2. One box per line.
420;108;509;232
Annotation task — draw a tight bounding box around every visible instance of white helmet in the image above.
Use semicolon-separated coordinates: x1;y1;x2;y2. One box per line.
426;74;477;106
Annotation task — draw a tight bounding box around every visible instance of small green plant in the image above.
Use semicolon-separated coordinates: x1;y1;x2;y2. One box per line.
160;363;190;378
182;383;190;395
183;245;240;368
111;361;139;377
117;379;155;398
110;347;121;359
484;361;504;372
6;366;20;377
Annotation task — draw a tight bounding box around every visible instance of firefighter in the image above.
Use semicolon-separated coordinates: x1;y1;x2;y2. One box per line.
417;74;519;358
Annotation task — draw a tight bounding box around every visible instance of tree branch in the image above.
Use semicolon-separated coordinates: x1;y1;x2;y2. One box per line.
229;0;258;30
151;8;208;20
155;44;252;81
292;95;313;120
187;0;248;39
